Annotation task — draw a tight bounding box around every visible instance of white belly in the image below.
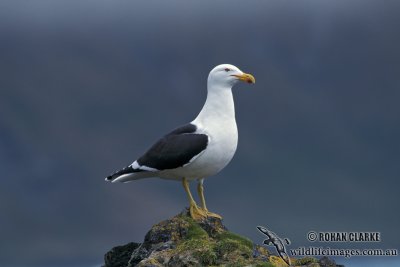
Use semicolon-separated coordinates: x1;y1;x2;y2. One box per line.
194;121;238;176
158;119;238;180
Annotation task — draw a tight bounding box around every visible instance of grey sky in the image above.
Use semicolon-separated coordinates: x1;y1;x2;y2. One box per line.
0;1;399;266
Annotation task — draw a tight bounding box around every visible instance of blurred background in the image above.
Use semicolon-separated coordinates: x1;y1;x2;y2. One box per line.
0;0;399;266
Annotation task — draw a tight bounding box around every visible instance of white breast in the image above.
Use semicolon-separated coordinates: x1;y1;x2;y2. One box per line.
183;85;238;179
191;118;238;178
158;81;239;180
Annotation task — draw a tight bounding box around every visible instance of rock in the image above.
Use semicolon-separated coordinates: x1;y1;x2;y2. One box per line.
103;209;344;267
104;242;141;267
319;256;344;267
294;256;318;265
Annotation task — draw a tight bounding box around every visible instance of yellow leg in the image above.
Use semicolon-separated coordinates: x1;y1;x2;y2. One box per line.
197;179;222;219
182;177;207;220
197;179;207;211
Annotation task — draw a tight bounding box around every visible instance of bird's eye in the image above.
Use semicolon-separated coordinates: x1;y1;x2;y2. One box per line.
224;68;231;72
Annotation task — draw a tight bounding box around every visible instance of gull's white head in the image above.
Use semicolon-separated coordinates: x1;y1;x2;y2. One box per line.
208;64;255;89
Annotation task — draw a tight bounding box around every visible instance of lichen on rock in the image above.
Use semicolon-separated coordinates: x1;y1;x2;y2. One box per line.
103;209;344;267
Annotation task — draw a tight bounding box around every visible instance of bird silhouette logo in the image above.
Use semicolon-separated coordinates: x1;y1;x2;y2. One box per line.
257;226;291;266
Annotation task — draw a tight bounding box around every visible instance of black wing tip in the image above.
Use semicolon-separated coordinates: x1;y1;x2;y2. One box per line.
105;165;145;182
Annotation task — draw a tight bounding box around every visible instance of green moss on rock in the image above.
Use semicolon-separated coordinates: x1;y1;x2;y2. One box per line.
216;231;254;250
215;238;252;260
104;209;342;267
194;249;218;265
255;262;275;267
184;217;208;240
294;257;318;265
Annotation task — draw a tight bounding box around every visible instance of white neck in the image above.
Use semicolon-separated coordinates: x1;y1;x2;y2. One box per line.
193;83;235;125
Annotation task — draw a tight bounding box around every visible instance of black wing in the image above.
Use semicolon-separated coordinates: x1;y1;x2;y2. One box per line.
137;123;208;171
